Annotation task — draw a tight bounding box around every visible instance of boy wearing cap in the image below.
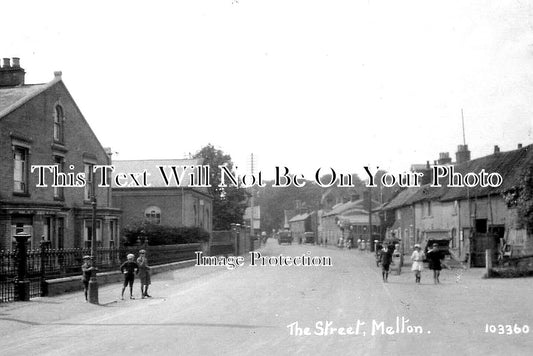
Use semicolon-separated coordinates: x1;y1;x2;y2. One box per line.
137;249;151;298
81;256;95;302
120;254;139;299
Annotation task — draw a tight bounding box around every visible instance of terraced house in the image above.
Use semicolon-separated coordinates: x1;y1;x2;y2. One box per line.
0;58;121;250
383;143;533;266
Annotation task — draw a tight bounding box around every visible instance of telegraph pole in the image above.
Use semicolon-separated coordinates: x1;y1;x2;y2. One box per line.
368;185;372;252
249;153;255;237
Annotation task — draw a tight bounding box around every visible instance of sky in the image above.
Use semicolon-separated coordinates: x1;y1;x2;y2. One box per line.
1;0;533;182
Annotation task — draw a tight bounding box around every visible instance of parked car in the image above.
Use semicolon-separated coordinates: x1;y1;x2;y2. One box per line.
278;231;293;245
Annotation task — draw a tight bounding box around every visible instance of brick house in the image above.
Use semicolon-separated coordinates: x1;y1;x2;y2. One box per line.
111;159;213;233
0;58;121;250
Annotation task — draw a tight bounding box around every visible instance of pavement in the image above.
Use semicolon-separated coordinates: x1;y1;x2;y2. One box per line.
0;240;532;356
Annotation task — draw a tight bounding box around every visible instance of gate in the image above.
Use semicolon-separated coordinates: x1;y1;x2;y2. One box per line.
471;233;499;267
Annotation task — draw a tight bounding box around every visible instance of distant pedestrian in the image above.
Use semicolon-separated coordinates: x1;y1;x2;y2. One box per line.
137;249;151;298
427;243;444;284
411;244;424;284
380;244;394;282
81;255;95;302
120;254;139;299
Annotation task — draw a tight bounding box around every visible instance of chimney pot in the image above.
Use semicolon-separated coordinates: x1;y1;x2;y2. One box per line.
54;71;62;78
0;57;25;86
494;145;500;154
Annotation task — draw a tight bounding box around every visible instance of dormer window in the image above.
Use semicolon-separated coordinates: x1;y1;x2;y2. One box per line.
54;104;64;143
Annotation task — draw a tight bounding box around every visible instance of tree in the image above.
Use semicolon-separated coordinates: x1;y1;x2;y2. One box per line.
193;144;247;230
515;165;533;232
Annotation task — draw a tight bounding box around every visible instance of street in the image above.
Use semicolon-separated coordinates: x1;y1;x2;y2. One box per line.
0;239;532;356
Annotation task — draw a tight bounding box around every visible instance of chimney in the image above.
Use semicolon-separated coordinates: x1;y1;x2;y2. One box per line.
437;152;452;165
0;57;26;87
455;144;471;164
494;145;500;154
518;143;523;149
350;193;360;202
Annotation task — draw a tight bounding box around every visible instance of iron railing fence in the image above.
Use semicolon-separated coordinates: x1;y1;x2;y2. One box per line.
0;243;201;303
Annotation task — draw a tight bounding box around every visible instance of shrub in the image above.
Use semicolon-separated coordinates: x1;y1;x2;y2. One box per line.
122;222;210;246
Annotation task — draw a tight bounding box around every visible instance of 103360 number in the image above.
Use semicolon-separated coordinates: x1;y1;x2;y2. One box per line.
485;324;530;335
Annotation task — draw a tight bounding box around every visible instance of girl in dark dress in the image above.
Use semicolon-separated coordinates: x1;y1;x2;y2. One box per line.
427;243;444;284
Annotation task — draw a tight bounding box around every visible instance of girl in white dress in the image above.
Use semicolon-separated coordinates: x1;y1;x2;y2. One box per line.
411;244;424;284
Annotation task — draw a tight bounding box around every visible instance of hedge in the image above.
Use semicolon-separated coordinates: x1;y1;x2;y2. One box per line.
122;222;210;246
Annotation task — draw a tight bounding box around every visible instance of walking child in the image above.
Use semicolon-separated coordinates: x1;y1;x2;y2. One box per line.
426;243;444;284
380;244;394;282
410;244;424;284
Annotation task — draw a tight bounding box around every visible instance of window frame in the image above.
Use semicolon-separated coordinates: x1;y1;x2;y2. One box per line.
53;155;65;200
13;145;30;196
53;104;65;143
144;206;161;225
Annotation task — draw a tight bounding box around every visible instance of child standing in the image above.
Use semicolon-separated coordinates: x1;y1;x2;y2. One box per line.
81;255;94;302
137;249;151;298
120;254;139;299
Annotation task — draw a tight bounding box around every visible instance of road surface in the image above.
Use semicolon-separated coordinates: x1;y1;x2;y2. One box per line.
0;239;532;355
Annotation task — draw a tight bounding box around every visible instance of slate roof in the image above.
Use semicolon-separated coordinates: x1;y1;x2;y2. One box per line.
289;211;314;223
111;159;210;195
0;79;60;119
323;198;381;217
439;144;533;201
382;187;419;210
382;143;533;209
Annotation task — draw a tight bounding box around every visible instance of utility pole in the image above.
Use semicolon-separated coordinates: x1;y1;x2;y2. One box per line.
249;153;255;237
368;186;372;252
461;108;466;145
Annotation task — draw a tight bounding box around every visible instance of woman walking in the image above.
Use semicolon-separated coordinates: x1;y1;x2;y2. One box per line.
410;244;424;284
427;243;444;284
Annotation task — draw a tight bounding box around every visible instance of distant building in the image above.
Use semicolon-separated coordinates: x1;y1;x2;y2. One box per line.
111;159;213;233
288;211;316;243
0;58;121;250
243;205;260;234
320;193;381;246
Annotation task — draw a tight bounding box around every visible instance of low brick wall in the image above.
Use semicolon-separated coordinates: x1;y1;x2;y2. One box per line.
46;259;196;296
